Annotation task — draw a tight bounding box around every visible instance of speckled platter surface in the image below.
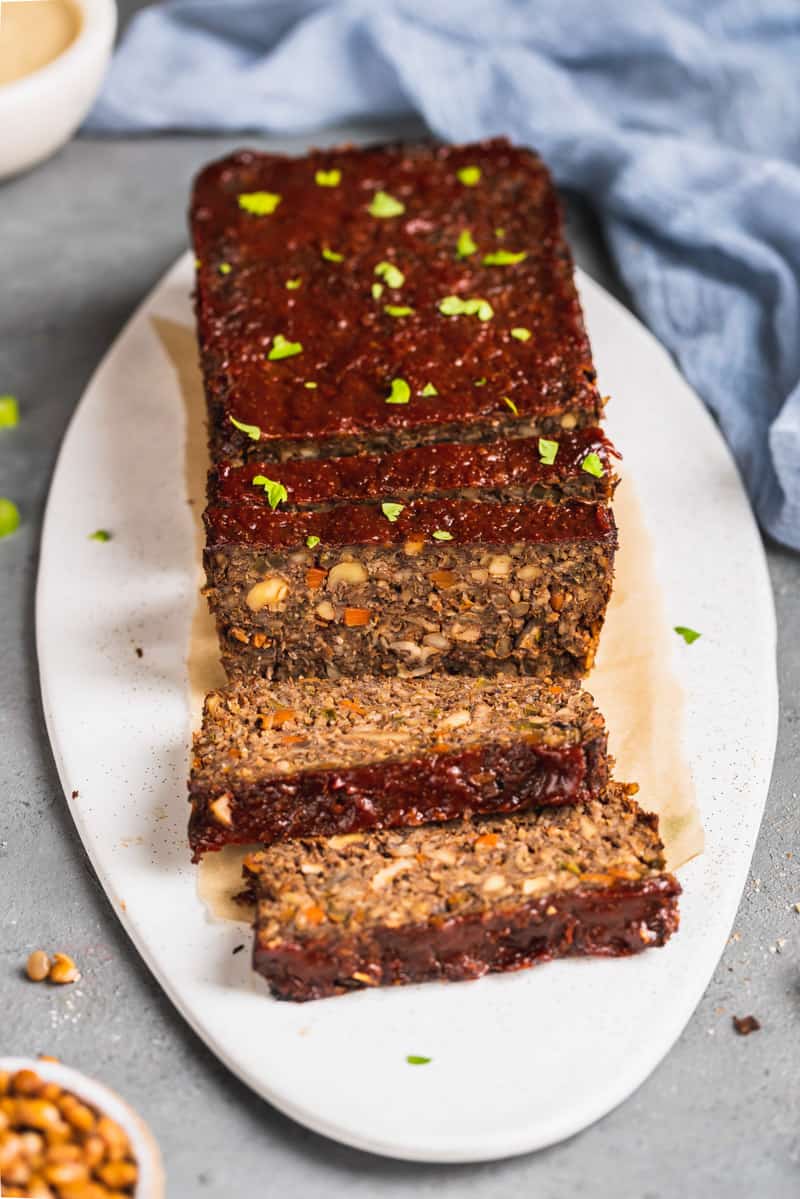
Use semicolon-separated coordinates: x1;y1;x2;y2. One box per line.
36;252;777;1162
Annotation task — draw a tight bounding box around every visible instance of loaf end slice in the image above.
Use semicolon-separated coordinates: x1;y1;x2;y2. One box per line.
188;676;608;859
246;785;680;1001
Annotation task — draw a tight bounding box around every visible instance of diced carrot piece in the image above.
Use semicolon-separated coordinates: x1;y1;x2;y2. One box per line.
343;607;371;627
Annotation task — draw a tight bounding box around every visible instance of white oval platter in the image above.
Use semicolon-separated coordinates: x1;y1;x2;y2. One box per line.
36;253;778;1163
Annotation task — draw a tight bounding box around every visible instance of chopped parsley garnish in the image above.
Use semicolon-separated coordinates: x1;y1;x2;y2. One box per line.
382;502;405;522
474;377;487;387
385;378;410;405
306;535;320;549
252;476;288;509
371;282;384;300
511;327;532;342
268;334;303;361
229;415;261;441
581;452;604;478
304;381;318;389
494;227;506;238
322;247;344;263
218;263;232;275
285;278;302;290
503;397;519;416
674;626;701;645
384;305;414;317
238;191;281;216
406;1055;431;1065
538;438;559;465
432;530;453;541
457;165;481;186
0;498;20;539
421;382;438;396
438;295;494;321
0;395;19;428
315;168;341;187
375;261;405;288
368;191;405;218
88;529;111;542
483;250;528;266
456;229;477;258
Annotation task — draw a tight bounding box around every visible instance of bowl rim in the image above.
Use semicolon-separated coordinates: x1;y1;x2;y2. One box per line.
0;0;117;106
0;1054;165;1198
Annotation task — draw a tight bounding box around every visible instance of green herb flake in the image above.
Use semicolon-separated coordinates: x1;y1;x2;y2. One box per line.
503;397;519;416
0;395;19;428
238;191;281;216
382;501;405;523
371;282;385;300
285;278;302;290
368;191;405;218
438;295;494;321
406;1055;432;1066
304;381;318;389
385;378;411;405
457;165;481;186
384;305;415;317
483;250;528;266
538;438;559;466
194;257;202;269
306;535;321;549
229;415;261;441
560;860;582;876
322;247;344;263
252;475;288;510
0;498;20;539
674;626;701;645
432;530;453;541
474;377;487;387
218;262;232;275
375;261;405;289
88;529;111;542
511;327;532;342
268;334;303;361
456;229;477;259
494;227;506;239
421;382;438;396
581;452;604;478
315;168;341;187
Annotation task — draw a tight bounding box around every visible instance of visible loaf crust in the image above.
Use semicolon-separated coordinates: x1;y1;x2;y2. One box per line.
188;677;609;859
246;788;681;1001
190;138;603;463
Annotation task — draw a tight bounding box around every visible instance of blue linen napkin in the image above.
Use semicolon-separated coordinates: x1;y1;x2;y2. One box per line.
86;0;800;550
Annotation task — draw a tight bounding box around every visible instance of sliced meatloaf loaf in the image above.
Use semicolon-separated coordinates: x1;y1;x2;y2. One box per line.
208;428;619;510
203;497;617;681
190;138;604;464
244;785;681;1001
188;676;608;859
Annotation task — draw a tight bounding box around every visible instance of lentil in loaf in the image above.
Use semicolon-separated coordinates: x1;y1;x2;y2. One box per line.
246;786;681;1001
190;138;603;464
204;500;617;682
189;676;608;859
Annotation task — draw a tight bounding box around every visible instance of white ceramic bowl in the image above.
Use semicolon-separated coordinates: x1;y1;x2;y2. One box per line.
0;1056;165;1197
0;0;117;181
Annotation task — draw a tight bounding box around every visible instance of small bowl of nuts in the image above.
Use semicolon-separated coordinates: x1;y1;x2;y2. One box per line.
0;1057;164;1198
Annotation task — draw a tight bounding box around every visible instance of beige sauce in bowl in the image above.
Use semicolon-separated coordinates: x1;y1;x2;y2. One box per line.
0;0;81;87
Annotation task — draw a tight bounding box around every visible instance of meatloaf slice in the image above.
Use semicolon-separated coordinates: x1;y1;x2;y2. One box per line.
188;676;608;859
190;138;603;464
208;428;619;510
245;785;681;1001
203;498;616;682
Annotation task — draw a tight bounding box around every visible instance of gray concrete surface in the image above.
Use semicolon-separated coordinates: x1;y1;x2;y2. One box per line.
1;106;798;1199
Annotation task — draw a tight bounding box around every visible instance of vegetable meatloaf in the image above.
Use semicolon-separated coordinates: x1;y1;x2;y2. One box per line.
188;676;609;859
244;785;681;1001
204;498;617;682
190;138;604;464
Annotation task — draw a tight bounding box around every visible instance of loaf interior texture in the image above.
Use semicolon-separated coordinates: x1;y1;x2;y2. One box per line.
190;138;603;464
246;785;681;1001
189;676;608;858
